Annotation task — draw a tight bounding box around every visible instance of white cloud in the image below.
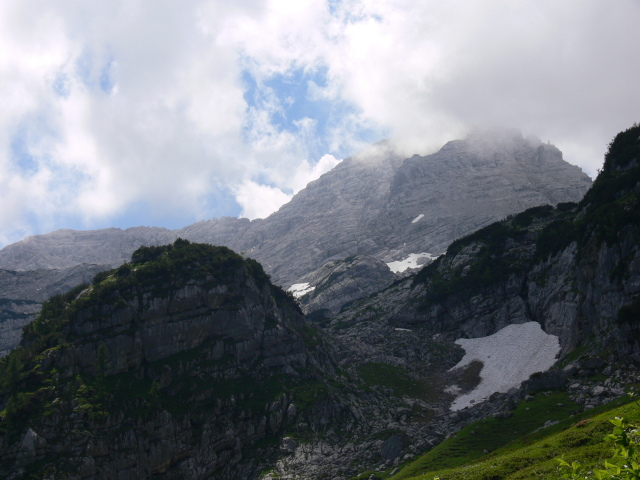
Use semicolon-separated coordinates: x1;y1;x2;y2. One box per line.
1;0;639;247
233;153;341;219
290;153;341;193
234;180;292;220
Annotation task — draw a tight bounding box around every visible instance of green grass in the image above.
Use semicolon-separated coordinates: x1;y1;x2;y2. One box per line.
554;337;593;368
388;395;636;480
357;362;440;402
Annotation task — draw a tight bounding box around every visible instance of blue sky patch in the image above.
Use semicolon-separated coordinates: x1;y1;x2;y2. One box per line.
10;129;38;174
52;72;70;98
75;50;94;89
242;65;385;161
100;58;115;93
74;49;115;93
327;0;341;15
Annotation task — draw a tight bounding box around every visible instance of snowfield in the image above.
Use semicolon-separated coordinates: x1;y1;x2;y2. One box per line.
386;252;438;273
287;283;315;298
449;322;560;411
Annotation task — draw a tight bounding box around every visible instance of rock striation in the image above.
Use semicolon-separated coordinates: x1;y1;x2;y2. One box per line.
0;131;591;353
0;131;591;285
294;254;397;315
0;242;332;479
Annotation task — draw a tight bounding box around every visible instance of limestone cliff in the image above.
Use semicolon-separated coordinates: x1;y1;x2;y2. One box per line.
0;241;336;479
327;124;640;370
294;254;397;315
0;131;591;353
0;132;591;285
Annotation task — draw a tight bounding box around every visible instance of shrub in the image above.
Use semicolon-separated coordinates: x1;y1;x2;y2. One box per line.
558;414;640;479
536;218;578;259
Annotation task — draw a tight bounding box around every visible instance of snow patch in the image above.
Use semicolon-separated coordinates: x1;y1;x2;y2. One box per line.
449;322;560;411
444;385;462;395
288;283;315;298
411;214;424;224
386;252;439;273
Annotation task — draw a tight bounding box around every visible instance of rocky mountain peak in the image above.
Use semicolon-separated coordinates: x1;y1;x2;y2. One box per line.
0;125;638;480
0;129;593;354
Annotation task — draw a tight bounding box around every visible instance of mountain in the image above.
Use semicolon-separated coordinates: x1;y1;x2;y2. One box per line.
0;130;591;353
326;123;640;369
0;125;637;479
0;131;591;283
309;123;640;478
0;242;333;478
0;241;473;480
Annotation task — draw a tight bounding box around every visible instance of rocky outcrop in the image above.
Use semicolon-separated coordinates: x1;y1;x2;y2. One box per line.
0;242;488;480
295;254;397;315
327;124;640;371
0;242;329;479
369;129;591;264
331;205;639;365
0;132;591;285
0;131;591;354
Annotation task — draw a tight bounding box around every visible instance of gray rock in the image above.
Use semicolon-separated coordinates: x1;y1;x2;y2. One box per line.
380;435;405;461
298;255;397;315
523;371;568;392
0;130;591;355
581;358;606;370
280;437;298;454
0;264;108;356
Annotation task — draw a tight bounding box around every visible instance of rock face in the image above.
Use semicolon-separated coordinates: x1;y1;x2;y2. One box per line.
327;124;640;373
328;198;639;370
0;242;328;479
294;254;397;315
0;131;591;352
0;131;591;286
372;130;591;262
0;264;109;356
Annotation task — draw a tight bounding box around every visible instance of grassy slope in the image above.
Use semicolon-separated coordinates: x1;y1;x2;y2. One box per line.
386;395;638;480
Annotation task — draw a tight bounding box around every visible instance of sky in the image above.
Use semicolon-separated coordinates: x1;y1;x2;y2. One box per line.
1;0;639;248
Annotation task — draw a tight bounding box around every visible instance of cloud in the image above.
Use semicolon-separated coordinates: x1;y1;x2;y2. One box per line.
290;153;341;193
233;153;341;219
0;0;639;247
233;180;292;220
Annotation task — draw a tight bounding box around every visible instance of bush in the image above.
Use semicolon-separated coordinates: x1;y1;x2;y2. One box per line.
558;414;640;480
536;218;578;259
512;205;555;228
